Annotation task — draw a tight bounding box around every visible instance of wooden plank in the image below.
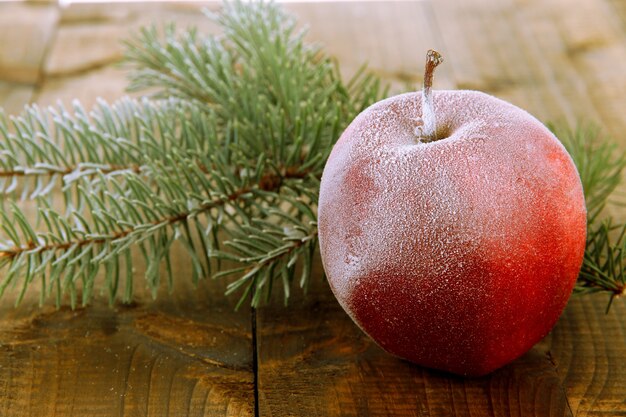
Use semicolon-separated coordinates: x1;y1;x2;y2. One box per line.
44;22;127;77
546;295;626;416
35;1;222;108
256;1;626;416
0;81;35;116
431;0;597;130
0;2;57;113
257;259;575;417
433;0;626;172
284;1;454;92
0;2;58;85
1;1;625;415
34;65;131;109
0;245;255;417
0;4;255;413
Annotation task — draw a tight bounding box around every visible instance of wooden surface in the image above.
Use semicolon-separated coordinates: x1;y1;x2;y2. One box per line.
1;0;626;416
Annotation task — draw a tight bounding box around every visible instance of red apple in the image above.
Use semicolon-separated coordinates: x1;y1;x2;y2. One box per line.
318;51;586;376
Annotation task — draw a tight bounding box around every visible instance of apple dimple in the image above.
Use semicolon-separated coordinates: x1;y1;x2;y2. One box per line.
318;90;587;376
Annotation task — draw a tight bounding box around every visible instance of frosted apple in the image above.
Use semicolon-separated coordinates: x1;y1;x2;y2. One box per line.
318;50;586;376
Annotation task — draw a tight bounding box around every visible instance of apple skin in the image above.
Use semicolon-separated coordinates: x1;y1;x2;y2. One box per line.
318;90;586;376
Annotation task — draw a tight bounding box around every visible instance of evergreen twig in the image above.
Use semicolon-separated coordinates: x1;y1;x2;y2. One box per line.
554;124;626;309
0;1;624;312
0;0;384;308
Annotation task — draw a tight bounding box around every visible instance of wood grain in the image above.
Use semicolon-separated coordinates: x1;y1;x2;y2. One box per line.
34;2;222;108
546;295;626;416
0;244;254;417
0;2;58;85
257;1;626;415
0;4;256;414
0;1;625;416
0;2;58;115
0;80;35;116
285;1;454;92
256;261;578;417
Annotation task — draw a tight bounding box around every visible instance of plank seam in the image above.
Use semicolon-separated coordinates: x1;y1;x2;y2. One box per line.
252;305;259;417
32;2;62;103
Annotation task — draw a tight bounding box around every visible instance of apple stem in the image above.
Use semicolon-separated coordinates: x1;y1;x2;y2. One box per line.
418;49;443;142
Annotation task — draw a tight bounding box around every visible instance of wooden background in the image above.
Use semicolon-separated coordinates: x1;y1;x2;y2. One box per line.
0;0;625;416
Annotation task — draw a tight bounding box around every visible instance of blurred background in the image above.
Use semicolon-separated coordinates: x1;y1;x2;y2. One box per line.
3;0;626;222
2;0;625;141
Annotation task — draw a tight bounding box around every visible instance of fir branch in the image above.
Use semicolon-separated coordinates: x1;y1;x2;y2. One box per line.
554;124;626;309
124;2;385;172
216;179;321;308
3;0;377;308
0;98;217;203
0;157;313;307
553;123;626;223
6;0;625;313
576;220;626;311
0;172;262;260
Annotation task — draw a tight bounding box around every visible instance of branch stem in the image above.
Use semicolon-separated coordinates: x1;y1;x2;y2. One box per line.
0;168;311;260
0;164;142;178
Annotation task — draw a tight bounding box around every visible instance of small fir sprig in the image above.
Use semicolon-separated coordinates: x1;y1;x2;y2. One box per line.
0;1;624;311
553;124;626;310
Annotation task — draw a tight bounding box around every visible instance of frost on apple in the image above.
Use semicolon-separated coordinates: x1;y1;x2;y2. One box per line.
318;89;586;376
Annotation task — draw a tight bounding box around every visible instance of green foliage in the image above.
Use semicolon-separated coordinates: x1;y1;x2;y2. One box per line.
555;124;626;308
0;1;385;308
577;220;626;312
554;124;626;223
0;1;624;311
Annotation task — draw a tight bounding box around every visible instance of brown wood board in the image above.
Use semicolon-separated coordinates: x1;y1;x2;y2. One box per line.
0;1;624;416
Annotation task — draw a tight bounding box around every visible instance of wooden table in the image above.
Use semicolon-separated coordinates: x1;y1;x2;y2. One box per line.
1;1;625;415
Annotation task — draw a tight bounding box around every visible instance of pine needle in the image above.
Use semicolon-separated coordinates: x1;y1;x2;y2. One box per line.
0;0;384;307
553;124;626;310
0;1;624;312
